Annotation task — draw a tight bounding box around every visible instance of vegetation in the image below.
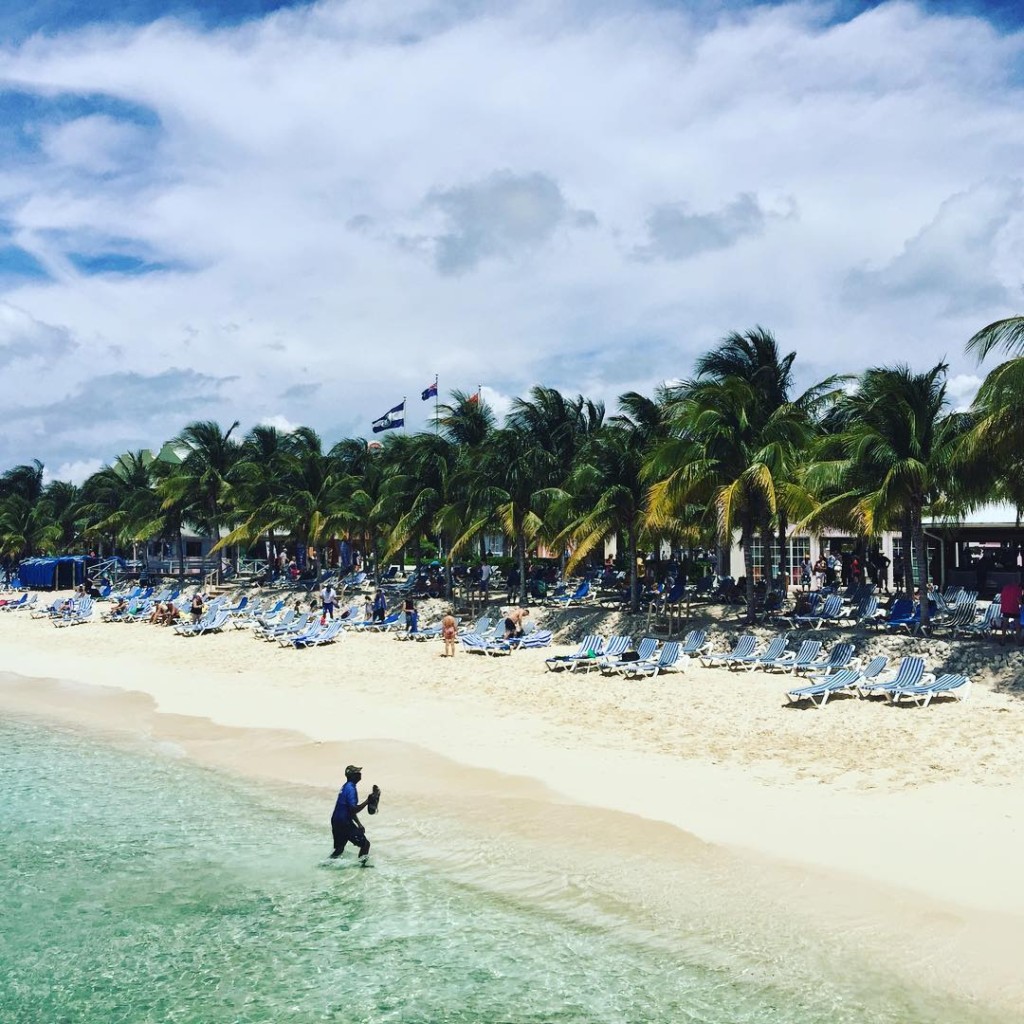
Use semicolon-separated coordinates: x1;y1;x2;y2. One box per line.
0;324;1017;621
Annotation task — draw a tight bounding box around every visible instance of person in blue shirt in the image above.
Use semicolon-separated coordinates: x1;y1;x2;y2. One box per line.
330;765;372;863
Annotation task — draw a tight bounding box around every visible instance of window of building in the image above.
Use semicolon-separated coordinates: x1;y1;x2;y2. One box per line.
185;540;202;558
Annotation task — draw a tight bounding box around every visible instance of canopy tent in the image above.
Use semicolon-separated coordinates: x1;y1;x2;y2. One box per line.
18;555;89;590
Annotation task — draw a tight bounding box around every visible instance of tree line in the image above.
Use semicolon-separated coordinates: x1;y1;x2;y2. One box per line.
1;318;1022;625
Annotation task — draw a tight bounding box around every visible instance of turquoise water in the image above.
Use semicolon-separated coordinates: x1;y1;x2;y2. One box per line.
0;715;1006;1023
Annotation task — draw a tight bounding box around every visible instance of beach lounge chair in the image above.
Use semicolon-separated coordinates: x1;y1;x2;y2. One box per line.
786;667;862;708
730;635;789;671
364;612;402;632
33;598;63;619
262;612;311;641
761;638;822;673
623;641;682;678
53;598;93;627
282;618;328;647
2;593;29;612
514;630;553;650
790;594;844;629
928;599;977;636
956;599;1001;638
192;608;231;636
545;635;604;672
293;618;344;648
549;580;591;607
602;637;659;675
868;597;913;631
678;629;709;660
799;642;855;677
857;655;925;698
887;672;971;707
700;634;756;668
573;635;631;673
786;656;887;708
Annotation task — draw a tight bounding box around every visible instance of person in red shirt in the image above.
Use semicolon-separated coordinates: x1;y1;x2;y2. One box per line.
998;578;1022;645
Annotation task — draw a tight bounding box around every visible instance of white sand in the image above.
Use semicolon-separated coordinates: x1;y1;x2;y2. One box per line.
2;596;1023;1009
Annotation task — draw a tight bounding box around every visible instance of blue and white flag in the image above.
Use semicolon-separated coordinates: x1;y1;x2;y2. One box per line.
372;401;405;433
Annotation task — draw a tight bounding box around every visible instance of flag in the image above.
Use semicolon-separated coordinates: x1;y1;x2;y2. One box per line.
372;401;405;433
421;381;437;401
468;392;479;405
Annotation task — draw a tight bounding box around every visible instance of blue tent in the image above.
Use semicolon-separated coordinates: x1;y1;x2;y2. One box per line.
17;555;88;590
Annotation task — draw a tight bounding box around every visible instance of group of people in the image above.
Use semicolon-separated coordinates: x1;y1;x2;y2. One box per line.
799;550;893;592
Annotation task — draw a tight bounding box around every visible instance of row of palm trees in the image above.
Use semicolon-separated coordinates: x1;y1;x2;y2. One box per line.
2;319;1022;622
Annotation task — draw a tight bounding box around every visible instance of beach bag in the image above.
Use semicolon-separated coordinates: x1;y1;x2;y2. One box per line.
620;650;640;662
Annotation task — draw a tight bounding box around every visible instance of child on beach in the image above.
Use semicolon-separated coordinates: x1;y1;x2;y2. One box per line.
441;614;457;657
362;595;373;622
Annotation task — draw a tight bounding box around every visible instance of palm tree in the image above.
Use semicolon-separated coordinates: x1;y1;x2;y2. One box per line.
158;420;242;573
215;428;348;577
557;391;670;612
649;329;838;622
79;452;163;561
966;317;1024;360
473;427;562;604
806;363;966;627
37;480;82;552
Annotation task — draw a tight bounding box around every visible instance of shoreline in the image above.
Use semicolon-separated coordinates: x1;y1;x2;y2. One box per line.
2;607;1024;1012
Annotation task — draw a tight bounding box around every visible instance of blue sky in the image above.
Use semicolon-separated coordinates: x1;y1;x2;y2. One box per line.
1;0;1023;480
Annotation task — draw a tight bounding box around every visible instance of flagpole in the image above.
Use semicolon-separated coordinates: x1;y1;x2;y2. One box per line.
403;396;407;433
434;374;439;435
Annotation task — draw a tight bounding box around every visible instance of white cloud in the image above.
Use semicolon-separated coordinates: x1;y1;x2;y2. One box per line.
257;414;301;432
946;372;983;411
0;0;1022;469
45;458;103;485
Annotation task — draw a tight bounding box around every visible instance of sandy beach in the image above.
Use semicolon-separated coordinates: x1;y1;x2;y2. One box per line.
2;595;1023;1014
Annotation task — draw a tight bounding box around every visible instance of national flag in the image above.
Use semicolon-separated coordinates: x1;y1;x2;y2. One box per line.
421;381;438;401
468;392;479;404
372;401;405;433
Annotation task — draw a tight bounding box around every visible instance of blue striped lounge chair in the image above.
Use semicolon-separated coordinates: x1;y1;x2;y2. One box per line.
545;635;604;672
799;642;855;676
791;594;844;629
678;629;708;659
786;667;862;708
623;641;682;678
955;600;1001;638
886;672;971;707
576;635;631;673
602;637;659;675
857;656;925;698
730;635;789;671
700;634;756;668
761;639;822;673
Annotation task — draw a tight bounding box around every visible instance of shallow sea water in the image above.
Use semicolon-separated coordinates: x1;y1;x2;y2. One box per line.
0;716;1008;1023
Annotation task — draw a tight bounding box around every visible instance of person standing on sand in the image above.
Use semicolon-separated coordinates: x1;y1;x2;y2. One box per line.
320;583;337;620
190;592;205;624
998;576;1022;646
372;588;387;622
329;765;373;863
441;613;458;656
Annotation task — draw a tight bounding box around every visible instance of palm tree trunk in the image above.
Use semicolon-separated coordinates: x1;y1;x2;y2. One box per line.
901;513;914;594
176;528;185;582
912;504;930;629
517;522;528;605
628;524;640;614
777;513;789;594
761;524;774;589
742;521;757;624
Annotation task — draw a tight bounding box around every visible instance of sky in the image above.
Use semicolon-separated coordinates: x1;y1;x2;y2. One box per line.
1;0;1023;482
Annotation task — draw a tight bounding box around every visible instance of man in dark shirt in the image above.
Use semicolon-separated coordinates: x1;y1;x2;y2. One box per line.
330;765;372;863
